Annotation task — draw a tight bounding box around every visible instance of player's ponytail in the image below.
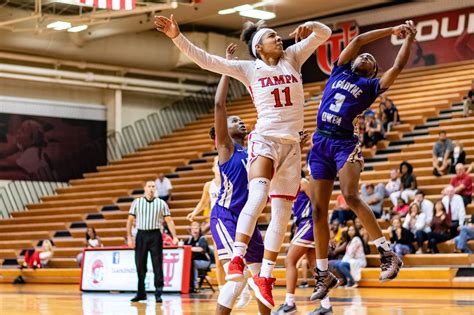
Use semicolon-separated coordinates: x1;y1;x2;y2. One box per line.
240;20;267;58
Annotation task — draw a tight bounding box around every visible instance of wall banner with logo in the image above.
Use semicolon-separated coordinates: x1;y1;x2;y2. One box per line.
80;246;192;293
290;7;474;83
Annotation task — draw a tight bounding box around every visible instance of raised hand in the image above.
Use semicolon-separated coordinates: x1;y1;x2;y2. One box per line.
226;43;238;60
154;14;180;39
391;23;410;39
186;212;195;222
289;24;313;43
405;20;417;40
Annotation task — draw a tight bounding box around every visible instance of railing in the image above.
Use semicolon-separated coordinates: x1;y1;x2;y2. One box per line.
107;78;247;161
0;180;68;218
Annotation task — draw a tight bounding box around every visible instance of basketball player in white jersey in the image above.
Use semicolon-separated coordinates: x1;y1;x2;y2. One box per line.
155;15;331;308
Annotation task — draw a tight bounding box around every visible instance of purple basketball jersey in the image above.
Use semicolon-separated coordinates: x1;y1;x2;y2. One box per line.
292;190;312;225
317;61;385;134
216;143;248;213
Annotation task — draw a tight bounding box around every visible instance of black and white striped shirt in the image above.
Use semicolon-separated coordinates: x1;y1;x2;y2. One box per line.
129;197;170;230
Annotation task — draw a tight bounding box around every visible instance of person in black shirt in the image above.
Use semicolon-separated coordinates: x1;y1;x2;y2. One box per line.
389;216;414;257
379;95;399;132
463;80;473;117
184;221;211;292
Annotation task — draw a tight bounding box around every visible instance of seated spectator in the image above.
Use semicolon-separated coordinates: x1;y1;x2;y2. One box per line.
354;217;370;254
392;197;409;217
360;183;385;219
154;172;173;202
20;240;54;269
329;219;344;245
330;194;355;225
402;203;429;253
455;215;474;253
184;221;211;293
441;185;466;238
449;142;466;174
462;80;474;117
363;113;384;149
390;161;417;205
379;95;400;132
416;201;451;253
449;163;473;206
385;168;401;198
332;226;366;288
389;216;414;258
413;190;434;226
76;227;103;266
432;131;454;177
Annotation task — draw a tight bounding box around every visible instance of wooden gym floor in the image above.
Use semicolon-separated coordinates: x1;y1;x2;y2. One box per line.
0;284;473;314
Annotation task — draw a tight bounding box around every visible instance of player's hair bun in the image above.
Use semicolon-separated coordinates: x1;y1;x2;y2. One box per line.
240;20;267;57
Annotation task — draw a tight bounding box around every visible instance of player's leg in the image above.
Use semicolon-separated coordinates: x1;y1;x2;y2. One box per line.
338;161;402;281
273;244;307;314
228;152;273;281
306;135;339;301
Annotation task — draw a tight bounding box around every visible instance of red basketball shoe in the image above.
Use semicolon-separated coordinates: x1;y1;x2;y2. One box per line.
225;255;245;282
248;273;276;309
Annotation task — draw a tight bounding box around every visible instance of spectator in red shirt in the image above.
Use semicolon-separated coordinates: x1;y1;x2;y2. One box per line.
450;163;472;206
330;194;355;225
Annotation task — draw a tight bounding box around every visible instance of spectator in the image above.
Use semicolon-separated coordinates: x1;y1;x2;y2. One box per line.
154;173;173;202
385;168;401;197
449;163;473;206
354;217;371;254
449;142;466;174
390;161;417;205
329;219;344;245
360;183;385;219
441;185;466;238
332;226;366;288
403;203;429;253
455;215;474;253
462;80;474;117
432;131;454;177
363;113;384;149
379;95;400;132
413;190;434;226
330;194;355;225
389;216;414;258
392;197;409;217
184;221;211;293
416;201;451;253
19;240;54;269
76;227;103;266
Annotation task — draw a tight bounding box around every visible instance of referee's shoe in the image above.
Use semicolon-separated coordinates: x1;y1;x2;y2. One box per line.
130;294;147;303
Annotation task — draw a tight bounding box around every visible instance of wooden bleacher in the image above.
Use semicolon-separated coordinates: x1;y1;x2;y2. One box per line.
0;60;473;287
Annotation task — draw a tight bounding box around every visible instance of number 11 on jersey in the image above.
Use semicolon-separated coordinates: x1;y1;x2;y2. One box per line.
271;87;293;108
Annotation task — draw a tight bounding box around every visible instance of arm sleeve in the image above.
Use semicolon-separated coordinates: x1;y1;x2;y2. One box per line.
368;78;385;98
415;213;426;231
162;201;171;217
129;199;138;216
285;22;332;71
172;34;251;85
198;236;209;253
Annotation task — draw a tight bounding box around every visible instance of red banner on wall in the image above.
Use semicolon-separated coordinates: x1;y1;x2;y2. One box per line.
296;7;474;83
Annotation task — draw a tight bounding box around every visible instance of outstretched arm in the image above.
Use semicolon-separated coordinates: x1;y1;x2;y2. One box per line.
186;181;211;221
337;22;412;66
286;21;332;70
215;44;238;164
154;15;249;84
379;21;417;90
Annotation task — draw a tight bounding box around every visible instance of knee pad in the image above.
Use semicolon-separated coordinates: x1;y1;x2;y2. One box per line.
264;198;293;252
236;177;270;237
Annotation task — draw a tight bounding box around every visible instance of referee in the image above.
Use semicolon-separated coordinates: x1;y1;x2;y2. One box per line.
127;180;179;303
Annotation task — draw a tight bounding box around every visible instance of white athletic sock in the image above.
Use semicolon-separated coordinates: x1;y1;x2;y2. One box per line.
285;293;295;306
260;258;275;278
321;296;331;308
232;241;248;259
316;259;328;271
374;236;390;252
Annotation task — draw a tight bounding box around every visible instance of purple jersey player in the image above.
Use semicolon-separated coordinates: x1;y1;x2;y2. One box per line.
306;21;417;300
209;44;268;315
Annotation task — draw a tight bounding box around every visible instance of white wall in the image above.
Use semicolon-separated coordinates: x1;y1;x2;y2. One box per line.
121;91;179;128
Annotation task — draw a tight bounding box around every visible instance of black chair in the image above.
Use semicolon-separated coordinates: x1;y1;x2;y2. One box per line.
197;260;215;292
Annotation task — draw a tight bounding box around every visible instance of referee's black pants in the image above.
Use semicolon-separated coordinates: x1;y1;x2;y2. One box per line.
135;229;163;296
